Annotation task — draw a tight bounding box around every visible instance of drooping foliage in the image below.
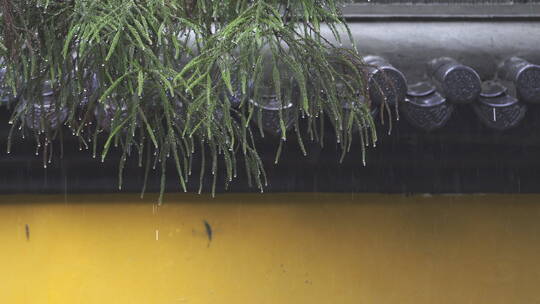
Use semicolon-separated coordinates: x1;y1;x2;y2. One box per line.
0;0;383;202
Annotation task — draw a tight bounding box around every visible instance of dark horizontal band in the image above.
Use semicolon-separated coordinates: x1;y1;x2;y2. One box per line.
342;4;540;21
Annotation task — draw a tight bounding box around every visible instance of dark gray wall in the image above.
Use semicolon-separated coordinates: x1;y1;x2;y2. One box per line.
352;0;538;4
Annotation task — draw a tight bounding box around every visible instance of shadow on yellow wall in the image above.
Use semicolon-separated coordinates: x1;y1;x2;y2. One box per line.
0;193;539;303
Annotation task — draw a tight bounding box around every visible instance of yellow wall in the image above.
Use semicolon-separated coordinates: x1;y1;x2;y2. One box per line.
1;193;539;304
